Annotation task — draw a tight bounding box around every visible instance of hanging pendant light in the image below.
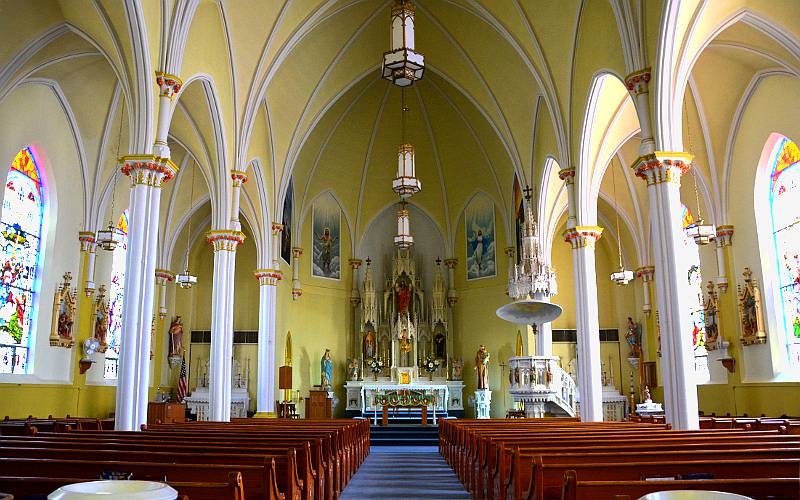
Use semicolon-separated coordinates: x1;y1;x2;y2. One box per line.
394;201;414;248
609;163;634;285
96;100;127;251
382;0;424;87
684;101;715;245
175;163;198;289
392;88;421;199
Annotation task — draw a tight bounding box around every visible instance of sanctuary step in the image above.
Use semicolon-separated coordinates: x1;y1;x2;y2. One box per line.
370;424;439;447
359;408;453;426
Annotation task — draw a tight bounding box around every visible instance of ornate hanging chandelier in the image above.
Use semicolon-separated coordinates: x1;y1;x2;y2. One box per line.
394;201;414;249
608;163;634;285
684;101;715;245
382;0;425;87
175;163;198;289
96;100;126;252
508;186;557;300
392;90;421;199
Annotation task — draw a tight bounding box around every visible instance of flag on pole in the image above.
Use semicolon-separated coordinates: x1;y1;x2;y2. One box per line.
177;356;187;403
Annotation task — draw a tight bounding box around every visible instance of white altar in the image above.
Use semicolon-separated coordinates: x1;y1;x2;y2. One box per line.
185;358;251;421
345;379;465;415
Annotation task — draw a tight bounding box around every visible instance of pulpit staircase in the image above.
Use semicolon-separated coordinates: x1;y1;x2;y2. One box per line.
508;356;577;417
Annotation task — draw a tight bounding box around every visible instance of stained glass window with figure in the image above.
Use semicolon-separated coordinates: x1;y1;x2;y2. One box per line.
0;147;44;374
105;209;128;380
681;205;710;383
769;138;800;369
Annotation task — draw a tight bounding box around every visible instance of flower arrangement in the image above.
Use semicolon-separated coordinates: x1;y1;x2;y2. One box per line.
422;355;441;374
367;357;384;375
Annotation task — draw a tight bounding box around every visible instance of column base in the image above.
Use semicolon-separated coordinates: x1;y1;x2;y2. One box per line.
252;412;278;419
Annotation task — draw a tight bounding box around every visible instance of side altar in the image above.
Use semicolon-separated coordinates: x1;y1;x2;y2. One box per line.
345;250;464;418
185;358;250;420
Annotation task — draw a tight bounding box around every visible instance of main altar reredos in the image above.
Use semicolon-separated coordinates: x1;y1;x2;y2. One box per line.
344;249;464;418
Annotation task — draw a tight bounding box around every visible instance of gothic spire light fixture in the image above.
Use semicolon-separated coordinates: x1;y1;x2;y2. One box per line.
394;201;414;249
392;89;421;199
508;185;557;299
96;100;127;251
382;0;424;87
609;163;634;286
683;101;715;245
175;163;198;289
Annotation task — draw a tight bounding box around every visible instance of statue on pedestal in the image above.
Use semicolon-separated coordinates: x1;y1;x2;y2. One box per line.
363;329;376;359
321;349;333;388
169;316;185;357
475;344;490;389
625;317;641;358
347;357;359;381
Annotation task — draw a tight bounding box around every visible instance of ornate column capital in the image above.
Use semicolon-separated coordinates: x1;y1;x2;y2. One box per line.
563;226;603;249
631;151;692;186
206;230;246;252
271;222;284;235
558;167;576;184
443;258;458;270
120;155;179;187
155;71;182;99
624;68;651;96
635;265;655;282
348;258;363;269
231;170;248;187
715;225;734;247
78;231;96;252
292;247;303;258
503;247;515;258
155;269;175;283
254;268;282;286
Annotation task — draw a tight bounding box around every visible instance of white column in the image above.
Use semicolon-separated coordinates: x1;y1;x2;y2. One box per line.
349;259;362;361
533;292;553;357
255;269;281;415
633;152;699;430
230;171;247;231
79;232;97;297
559;167;577;227
153;73;182;158
564;226;604;422
625;69;655;156
714;225;733;293
636;266;655;316
115;156;178;431
155;270;175;320
444;258;458;365
292;247;303;300
207;231;245;421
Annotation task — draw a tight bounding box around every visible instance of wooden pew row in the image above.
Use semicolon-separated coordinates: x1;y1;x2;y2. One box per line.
0;442;304;500
0;471;244;500
0;457;277;500
560;471;800;500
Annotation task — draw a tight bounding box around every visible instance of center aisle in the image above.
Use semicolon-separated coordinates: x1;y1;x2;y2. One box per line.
340;446;470;499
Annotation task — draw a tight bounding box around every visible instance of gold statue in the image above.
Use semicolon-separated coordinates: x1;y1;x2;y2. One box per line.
475;344;490;390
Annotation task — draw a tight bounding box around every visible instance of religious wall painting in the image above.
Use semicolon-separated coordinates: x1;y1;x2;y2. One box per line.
281;176;293;265
49;272;76;348
738;267;768;346
768;137;800;367
465;195;496;280
0;147;44;374
312;194;341;279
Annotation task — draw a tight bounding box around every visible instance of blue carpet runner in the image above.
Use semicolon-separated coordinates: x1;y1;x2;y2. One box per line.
340;446;470;499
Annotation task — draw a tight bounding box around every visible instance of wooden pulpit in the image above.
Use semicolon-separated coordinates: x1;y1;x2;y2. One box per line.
147;402;185;425
305;390;332;419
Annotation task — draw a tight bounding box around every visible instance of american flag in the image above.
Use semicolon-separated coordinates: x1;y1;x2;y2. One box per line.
177;356;187;403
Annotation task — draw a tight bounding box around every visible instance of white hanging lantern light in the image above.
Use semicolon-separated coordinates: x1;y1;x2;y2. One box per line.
382;0;425;87
175;269;197;289
608;163;634;286
96;223;126;251
175;163;198;289
685;218;716;245
610;267;635;286
392;143;421;199
394;202;414;248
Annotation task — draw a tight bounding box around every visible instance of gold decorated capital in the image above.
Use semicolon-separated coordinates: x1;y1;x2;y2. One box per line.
635;266;655;282
443;258;458;270
155;269;175;283
231;170;248;187
78;231;97;252
271;222;284;236
503;247;515;258
558;167;576;184
292;247;304;259
206;230;245;252
625;68;651;96
155;71;182;98
120;155;179;187
254;268;282;286
563;226;603;249
631;151;692;186
715;225;734;247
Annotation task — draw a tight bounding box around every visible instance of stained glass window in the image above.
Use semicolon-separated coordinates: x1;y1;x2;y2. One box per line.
0;147;44;374
104;209;128;380
769;138;800;369
680;205;710;383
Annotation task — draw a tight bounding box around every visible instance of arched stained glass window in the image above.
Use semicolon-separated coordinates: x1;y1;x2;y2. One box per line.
105;209;128;380
768;138;800;369
0;147;44;374
680;205;710;383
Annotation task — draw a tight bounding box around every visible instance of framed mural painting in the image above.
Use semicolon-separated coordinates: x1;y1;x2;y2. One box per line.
281;177;293;265
465;195;496;280
312;194;341;280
